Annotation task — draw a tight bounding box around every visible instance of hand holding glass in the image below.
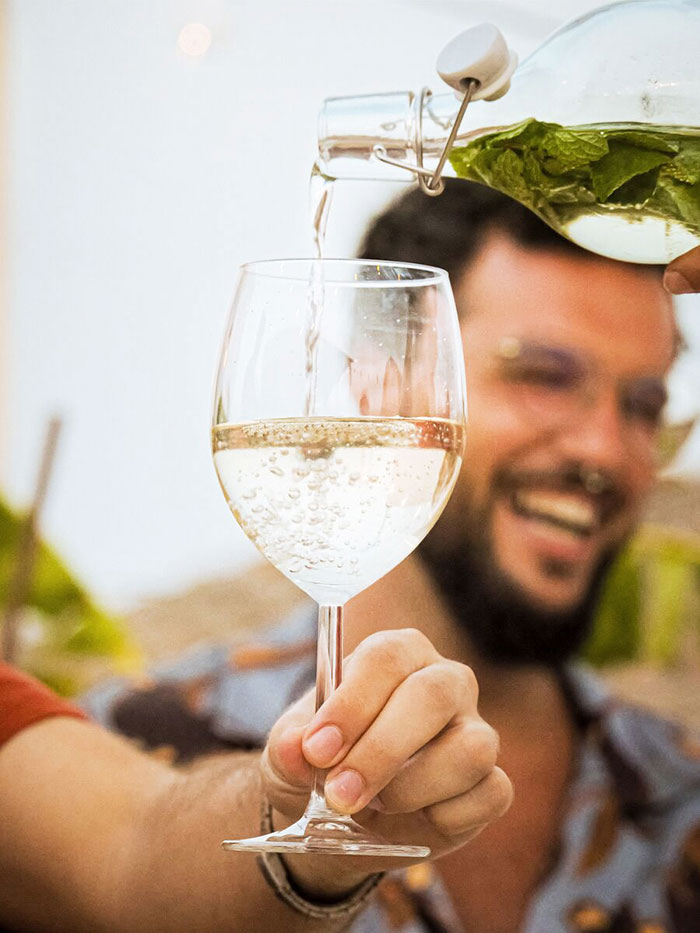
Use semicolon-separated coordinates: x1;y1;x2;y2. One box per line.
212;259;467;856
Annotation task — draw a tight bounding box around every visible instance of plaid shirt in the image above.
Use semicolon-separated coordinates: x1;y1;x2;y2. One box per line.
83;605;700;932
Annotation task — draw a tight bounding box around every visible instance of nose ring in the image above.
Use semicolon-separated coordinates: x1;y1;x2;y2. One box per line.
582;469;608;495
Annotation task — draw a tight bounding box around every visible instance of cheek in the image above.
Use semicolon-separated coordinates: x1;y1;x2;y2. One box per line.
630;467;656;505
463;385;534;494
608;457;657;535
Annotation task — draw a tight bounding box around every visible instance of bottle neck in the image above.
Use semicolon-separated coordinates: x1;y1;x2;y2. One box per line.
318;89;494;182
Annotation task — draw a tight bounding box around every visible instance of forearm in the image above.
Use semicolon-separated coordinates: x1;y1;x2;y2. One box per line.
122;754;361;933
0;719;362;932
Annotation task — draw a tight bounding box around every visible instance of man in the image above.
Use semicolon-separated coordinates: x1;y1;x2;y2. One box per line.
93;182;700;930
250;184;699;931
2;184;700;931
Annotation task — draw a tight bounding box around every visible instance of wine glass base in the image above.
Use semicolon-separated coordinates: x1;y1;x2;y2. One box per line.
222;812;430;858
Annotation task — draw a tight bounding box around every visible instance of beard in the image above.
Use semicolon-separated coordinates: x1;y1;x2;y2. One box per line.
417;488;623;669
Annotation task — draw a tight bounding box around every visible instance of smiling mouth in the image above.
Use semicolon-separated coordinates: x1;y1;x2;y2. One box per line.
511;489;598;538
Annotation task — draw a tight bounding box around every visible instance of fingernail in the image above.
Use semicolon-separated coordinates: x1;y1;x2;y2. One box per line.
663;270;693;294
325;770;364;809
303;725;343;765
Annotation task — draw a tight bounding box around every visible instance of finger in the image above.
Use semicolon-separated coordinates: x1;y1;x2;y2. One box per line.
423;767;514;838
372;719;499;814
408;299;438;416
302;629;449;769
263;724;312;789
262;691;315;793
322;660;474;813
381;357;402;415
664;245;700;293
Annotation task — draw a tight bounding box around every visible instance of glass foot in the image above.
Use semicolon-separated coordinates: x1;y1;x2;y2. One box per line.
222;810;430;857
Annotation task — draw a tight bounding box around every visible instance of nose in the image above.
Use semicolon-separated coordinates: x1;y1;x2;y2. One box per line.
557;386;635;477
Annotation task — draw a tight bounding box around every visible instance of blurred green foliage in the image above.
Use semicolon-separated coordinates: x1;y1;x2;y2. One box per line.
585;524;700;667
0;497;141;695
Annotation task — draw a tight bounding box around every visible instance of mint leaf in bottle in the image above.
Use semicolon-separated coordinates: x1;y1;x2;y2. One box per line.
449;121;700;263
589;143;671;201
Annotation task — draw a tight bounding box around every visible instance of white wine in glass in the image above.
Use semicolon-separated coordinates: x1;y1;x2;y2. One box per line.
212;258;466;856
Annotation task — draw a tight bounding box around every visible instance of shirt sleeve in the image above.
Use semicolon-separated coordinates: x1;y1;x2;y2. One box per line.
0;661;87;747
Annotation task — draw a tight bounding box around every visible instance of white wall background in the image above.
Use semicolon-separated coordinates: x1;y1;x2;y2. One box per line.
4;0;700;611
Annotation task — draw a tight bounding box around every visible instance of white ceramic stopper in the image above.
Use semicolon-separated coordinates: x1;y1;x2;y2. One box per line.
437;23;518;101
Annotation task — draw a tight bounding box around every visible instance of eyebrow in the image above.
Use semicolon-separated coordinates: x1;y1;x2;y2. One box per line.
496;337;673;386
496;339;585;365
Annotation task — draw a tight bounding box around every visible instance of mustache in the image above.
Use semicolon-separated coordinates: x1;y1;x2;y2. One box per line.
494;463;627;524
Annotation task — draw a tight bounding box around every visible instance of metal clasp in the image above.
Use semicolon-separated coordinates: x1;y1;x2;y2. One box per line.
372;79;478;197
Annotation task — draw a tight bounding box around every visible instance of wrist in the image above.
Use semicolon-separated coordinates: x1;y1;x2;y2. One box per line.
258;801;384;922
282;852;375;902
271;807;374;900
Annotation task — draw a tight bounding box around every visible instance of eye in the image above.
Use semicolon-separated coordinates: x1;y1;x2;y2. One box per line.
500;345;583;392
622;379;668;427
511;364;577;389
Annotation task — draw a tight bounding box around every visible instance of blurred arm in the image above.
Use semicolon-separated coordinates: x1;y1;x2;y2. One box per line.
0;717;351;932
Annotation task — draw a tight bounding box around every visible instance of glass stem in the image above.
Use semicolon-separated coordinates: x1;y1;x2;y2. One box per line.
307;603;344;819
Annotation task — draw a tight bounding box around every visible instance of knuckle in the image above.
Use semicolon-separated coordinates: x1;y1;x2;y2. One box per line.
459;663;479;704
422;766;513;838
398;627;434;653
444;660;478;708
356;631;404;669
412;664;459;715
346;735;405;782
446;725;494;778
440;661;479;707
355;628;428;674
261;741;299;792
422;800;456;838
464;723;499;776
490;767;515;818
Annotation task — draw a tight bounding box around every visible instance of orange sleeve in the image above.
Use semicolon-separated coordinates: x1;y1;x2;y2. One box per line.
0;661;87;747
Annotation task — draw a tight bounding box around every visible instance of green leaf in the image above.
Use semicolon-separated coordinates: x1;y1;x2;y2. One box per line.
489;149;529;201
31;669;80;697
450;120;700;247
583;526;700;668
656;417;697;469
522;150;550;190
589;143;671;202
663;143;700;184
448;144;481;176
606;167;661;206
657;177;700;230
540;126;609;172
63;604;133;656
478;118;542;146
584;547;641;665
451;146;497;185
609;130;680;154
545;181;597;206
640;557;694;665
0;495;141;695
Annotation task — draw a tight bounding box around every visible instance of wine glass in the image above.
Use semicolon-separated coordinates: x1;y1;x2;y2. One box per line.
212;258;467;856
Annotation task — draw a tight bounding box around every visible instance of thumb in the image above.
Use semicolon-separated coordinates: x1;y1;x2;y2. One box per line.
664;245;700;294
260;691;315;817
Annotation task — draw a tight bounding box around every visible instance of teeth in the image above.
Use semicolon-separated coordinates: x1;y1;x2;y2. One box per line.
515;490;597;530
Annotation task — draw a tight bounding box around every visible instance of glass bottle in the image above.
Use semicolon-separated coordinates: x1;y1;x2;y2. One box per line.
317;0;700;263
